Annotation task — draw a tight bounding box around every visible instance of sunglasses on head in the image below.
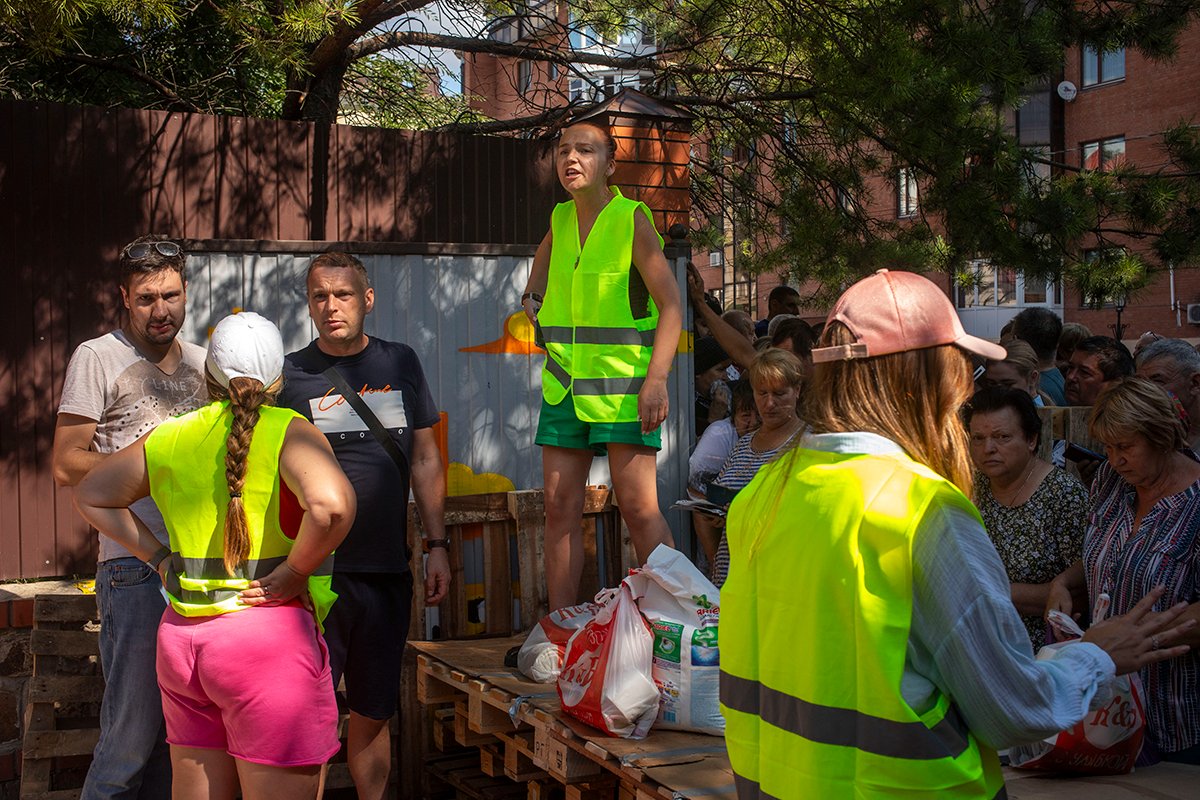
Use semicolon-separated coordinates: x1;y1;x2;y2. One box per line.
124;241;182;260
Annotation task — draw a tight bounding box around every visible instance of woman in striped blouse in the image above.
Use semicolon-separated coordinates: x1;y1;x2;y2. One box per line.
1048;377;1200;763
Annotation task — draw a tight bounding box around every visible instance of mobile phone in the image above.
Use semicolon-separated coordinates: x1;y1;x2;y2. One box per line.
1064;442;1105;463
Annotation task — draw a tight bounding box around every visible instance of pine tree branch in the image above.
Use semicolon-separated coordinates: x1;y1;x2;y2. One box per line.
56;52;201;112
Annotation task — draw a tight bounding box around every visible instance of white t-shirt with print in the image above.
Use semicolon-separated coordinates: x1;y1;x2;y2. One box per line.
59;330;207;561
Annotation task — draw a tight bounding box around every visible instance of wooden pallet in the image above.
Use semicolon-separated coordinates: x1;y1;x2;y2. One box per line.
409;638;735;800
20;594;103;800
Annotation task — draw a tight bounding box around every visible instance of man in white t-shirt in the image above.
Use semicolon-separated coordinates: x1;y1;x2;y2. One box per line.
52;236;207;800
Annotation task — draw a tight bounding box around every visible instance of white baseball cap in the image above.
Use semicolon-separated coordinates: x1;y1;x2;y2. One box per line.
206;312;284;388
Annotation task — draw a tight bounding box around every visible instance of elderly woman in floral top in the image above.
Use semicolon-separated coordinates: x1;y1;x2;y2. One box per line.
966;388;1088;649
1049;377;1200;763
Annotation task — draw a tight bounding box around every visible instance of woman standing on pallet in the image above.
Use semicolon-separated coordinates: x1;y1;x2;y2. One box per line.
522;118;682;610
75;312;355;800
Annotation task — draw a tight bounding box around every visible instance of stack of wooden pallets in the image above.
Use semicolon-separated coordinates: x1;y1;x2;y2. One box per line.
20;594;103;800
405;636;735;800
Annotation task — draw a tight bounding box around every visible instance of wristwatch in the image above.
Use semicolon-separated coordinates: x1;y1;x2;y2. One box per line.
422;538;450;553
146;546;172;570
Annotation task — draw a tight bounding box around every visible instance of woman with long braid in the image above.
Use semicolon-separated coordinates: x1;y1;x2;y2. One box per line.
76;312;355;800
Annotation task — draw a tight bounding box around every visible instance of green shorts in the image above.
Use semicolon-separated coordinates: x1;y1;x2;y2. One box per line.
535;393;662;455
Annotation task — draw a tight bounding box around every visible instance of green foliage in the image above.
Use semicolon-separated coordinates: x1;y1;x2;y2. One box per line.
648;0;1200;296
2;0;1199;294
341;55;483;129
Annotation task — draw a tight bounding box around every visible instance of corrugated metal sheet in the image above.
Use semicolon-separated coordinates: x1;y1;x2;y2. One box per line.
188;251;692;543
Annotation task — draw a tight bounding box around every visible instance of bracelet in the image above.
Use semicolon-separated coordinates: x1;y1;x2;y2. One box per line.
146;546;172;571
521;292;543;303
423;538;450;553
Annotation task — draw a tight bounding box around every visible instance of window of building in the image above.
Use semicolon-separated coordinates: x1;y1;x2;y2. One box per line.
1023;273;1048;304
836;186;857;215
1081;136;1125;171
897;167;918;218
1022;145;1052;189
1082;45;1125;87
570;26;597;50
955;262;1060;308
641;22;656;46
518;60;532;94
569;78;586;102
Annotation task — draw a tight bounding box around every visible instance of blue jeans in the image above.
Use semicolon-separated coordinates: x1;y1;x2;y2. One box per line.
81;558;172;800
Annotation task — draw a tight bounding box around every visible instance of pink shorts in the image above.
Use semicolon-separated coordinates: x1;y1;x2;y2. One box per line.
156;602;340;766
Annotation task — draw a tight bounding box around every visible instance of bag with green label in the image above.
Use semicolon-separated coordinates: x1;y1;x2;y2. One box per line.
625;544;723;735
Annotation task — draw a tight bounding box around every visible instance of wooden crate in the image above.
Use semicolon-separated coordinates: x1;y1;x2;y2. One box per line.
1036;405;1103;462
20;594;103;800
408;488;633;640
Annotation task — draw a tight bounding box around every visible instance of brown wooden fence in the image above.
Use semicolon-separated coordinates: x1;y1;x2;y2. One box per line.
0;98;561;580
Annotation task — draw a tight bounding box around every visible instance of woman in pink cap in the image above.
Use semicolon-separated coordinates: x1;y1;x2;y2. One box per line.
718;270;1193;799
75;312;355;800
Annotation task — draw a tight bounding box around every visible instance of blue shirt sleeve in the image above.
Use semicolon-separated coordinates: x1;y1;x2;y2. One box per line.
905;502;1116;749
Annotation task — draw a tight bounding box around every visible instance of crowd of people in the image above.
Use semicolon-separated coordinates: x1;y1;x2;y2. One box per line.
685;279;1200;787
49;114;1200;800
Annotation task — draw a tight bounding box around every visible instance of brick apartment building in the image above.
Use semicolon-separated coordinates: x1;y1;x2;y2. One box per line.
463;11;1200;345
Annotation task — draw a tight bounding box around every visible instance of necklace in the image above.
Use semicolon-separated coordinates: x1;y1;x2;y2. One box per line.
993;461;1037;508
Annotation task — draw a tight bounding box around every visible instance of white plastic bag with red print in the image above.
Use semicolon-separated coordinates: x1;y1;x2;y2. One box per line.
516;602;599;683
1009;610;1146;774
557;583;658;739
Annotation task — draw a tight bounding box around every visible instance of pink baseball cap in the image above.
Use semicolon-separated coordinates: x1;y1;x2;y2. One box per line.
811;269;1006;363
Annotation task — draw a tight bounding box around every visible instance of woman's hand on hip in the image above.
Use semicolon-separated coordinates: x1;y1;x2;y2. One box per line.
240;560;313;611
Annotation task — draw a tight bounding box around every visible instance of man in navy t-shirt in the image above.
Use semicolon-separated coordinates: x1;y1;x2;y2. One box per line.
279;251;449;798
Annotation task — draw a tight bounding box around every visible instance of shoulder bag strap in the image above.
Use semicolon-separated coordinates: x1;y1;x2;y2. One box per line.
320;365;408;474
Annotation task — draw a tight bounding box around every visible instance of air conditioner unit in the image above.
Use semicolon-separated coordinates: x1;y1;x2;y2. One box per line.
1188;303;1200;325
708;251;723;267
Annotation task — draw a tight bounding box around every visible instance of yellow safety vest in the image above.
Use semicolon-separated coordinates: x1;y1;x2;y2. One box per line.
720;445;1006;799
144;402;337;626
540;186;662;423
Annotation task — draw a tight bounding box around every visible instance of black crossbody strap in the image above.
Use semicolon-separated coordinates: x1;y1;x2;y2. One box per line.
321;365;408;474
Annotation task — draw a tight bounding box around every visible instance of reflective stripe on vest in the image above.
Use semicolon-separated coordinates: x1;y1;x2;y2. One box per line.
145;403;337;626
732;774;1010;800
539;186;662;423
161;554;337;607
720;672;971;761
719;446;1006;799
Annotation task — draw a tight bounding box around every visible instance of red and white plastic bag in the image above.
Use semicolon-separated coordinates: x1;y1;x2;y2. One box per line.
1009;610;1146;774
624;544;723;735
516;602;599;683
557;583;659;739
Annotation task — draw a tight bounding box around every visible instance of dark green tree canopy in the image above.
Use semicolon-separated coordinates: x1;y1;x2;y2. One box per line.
3;0;1198;300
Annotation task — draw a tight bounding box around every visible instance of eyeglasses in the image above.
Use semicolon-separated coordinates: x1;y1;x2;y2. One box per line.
124;241;182;260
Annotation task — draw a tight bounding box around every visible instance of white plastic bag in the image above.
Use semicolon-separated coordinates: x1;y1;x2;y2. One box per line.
517;602;598;683
1009;610;1146;774
557;584;658;739
625;544;723;735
